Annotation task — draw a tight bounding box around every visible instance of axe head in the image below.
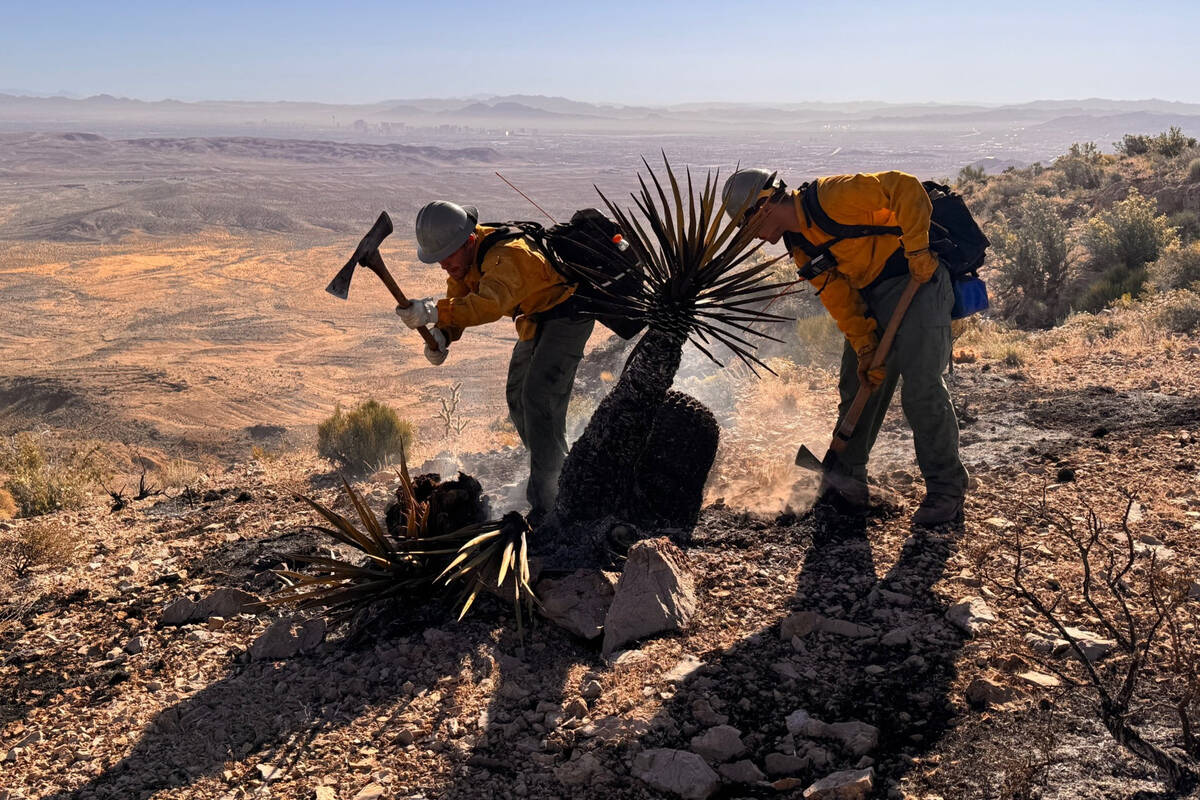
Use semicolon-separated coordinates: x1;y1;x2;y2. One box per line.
795;444;870;501
326;211;394;300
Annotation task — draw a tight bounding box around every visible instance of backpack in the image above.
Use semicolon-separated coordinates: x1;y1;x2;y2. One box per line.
476;208;646;339
785;179;991;319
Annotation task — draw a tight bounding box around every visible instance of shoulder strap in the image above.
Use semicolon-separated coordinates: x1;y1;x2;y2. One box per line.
475;222;544;269
802;180;903;240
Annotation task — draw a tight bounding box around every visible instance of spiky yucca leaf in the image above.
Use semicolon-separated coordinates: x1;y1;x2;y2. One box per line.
433;511;536;631
585;154;797;371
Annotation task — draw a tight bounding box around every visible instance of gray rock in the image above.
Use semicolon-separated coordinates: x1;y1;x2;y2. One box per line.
880;627;915;647
691;698;728;727
196;588;259;619
161;597;198;626
786;711;878;757
689;725;746;762
351;784;386;800
802;768;875;800
602;538;696;655
580;679;603;700
965;677;1016;707
124;636;145;655
248;617;326;661
946;596;995;636
632;748;720;800
1054;627;1116;662
781;611;873;640
718;759;766;784
663;655;704;684
536;569;616;640
764;752;806;777
555;753;608;786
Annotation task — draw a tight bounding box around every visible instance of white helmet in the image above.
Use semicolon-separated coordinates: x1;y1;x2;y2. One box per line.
721;168;784;223
415;201;479;263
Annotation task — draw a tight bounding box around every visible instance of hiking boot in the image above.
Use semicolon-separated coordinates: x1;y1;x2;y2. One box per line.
912;493;964;527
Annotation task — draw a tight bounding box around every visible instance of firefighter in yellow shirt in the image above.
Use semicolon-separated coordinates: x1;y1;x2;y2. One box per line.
395;201;594;523
722;169;968;526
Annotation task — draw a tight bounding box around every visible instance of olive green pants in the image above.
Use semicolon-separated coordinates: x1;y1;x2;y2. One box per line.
506;317;595;515
834;265;968;498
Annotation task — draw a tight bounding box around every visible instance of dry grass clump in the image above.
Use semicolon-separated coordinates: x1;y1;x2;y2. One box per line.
792;314;844;369
0;520;77;578
0;432;97;518
1156;290;1200;334
317;399;415;474
0;489;17;520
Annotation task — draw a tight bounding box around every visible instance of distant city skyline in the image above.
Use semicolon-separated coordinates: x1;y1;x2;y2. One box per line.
3;0;1197;105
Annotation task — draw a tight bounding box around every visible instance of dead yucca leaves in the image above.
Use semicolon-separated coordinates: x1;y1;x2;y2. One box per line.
269;450;536;630
436;511;536;630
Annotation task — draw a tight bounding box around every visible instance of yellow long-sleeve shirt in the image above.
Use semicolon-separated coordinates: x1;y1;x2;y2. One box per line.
435;226;575;342
788;171;936;354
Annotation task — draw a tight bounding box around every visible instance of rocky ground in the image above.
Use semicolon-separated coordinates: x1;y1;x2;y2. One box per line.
3;303;1200;800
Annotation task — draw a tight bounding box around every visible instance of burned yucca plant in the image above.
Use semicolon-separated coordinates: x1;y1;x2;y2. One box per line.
269;452;536;631
553;155;792;530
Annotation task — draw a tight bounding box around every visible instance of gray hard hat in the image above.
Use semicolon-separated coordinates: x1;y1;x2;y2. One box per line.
721;168;783;222
415;201;479;263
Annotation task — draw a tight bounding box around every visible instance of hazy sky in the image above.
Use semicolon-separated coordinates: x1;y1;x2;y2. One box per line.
2;0;1197;105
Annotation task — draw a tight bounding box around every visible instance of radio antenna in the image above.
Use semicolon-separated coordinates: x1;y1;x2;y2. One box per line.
495;172;557;224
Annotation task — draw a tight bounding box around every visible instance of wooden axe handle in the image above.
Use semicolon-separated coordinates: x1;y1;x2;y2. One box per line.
831;276;922;451
365;253;439;350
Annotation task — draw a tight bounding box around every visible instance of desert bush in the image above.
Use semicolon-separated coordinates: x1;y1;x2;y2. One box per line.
1157;290;1200;334
0;433;97;517
1077;189;1178;310
0;521;77;578
1150;242;1200;290
317;399;415;473
1154;126;1197;158
956;164;987;187
1188;158;1200;183
989;192;1075;327
1055;142;1105;189
1115;134;1152;157
1168;210;1200;244
792;314;844;368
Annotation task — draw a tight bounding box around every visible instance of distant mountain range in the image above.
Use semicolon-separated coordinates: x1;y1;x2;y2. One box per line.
2;92;1198;139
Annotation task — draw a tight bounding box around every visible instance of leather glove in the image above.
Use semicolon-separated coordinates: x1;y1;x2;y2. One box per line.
906;249;940;284
855;343;887;390
424;327;449;366
395;298;438;329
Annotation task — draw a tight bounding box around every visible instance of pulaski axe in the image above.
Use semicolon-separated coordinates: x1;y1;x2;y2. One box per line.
326;211;438;349
795;277;922;498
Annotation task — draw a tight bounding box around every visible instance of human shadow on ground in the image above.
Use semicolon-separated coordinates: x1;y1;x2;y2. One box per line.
604;511;965;797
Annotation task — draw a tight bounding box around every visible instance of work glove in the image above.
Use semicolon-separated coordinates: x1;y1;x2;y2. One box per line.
424;327;449;366
855;342;887;391
906;249;940;284
395;298;438;329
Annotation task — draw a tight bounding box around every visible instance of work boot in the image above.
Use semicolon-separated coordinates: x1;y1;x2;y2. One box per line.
912;493;964;527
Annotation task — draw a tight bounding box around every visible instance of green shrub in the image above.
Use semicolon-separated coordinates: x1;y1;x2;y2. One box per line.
1158;291;1200;334
1149;242;1200;290
792;314;844;367
1077;265;1148;313
989;192;1074;327
957;164;987;187
0;433;96;518
1055;142;1104;189
0;521;76;578
1081;189;1178;274
317;399;415;473
1115;134;1151;157
1189;158;1200;183
1153;127;1197;158
1168;210;1200;244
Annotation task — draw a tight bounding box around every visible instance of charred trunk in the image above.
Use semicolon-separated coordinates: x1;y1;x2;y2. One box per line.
631;391;719;529
554;328;684;522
